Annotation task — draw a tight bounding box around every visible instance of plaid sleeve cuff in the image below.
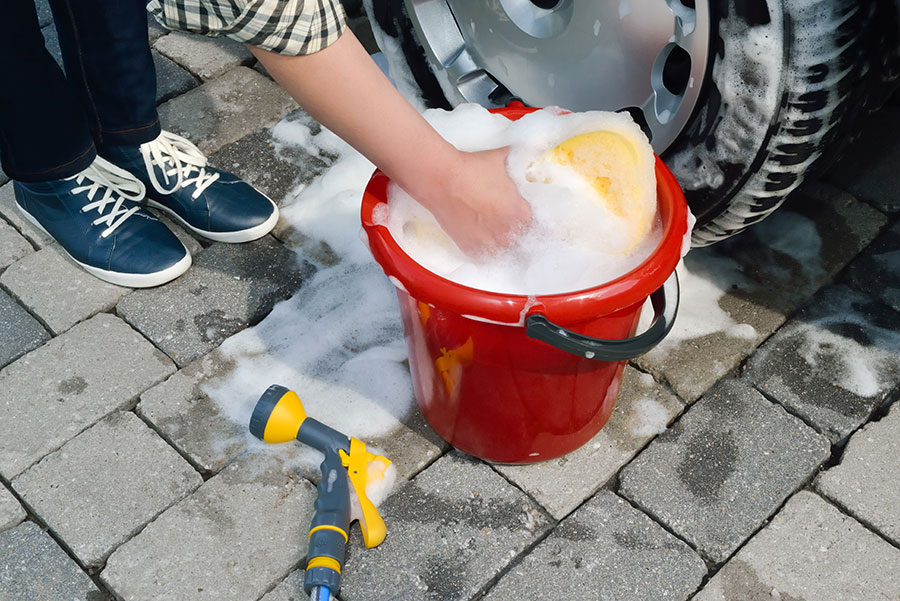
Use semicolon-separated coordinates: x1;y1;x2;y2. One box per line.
147;0;347;55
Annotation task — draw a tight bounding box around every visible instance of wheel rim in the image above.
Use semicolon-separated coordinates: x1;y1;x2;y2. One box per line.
402;0;710;153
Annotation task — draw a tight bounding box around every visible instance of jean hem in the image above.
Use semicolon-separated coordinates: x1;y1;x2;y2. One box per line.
95;118;162;148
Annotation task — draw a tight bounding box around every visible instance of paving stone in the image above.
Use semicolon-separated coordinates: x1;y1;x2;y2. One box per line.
0;313;175;479
138;346;444;480
482;491;706;601
258;570;307;601
209;108;337;206
0;289;50;370
693;491;900;601
34;0;53;27
712;182;887;305
12;411;202;569
846;218;900;314
826;106;900;214
0;522;104;601
41;26;196;106
0;183;54;248
339;453;553;601
637;186;885;404
815;401;900;546
0;173;7;188
157;67;297;156
117;238;314;366
152;50;199;104
154;31;254;80
0;219;32;271
101;454;317;601
148;19;169;44
1;247;129;335
40;24;62;67
495;367;684;520
0;486;25;534
635;249;785;403
619;379;830;563
745;285;900;443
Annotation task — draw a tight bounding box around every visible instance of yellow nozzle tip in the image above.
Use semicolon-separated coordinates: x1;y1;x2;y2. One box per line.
250;386;307;444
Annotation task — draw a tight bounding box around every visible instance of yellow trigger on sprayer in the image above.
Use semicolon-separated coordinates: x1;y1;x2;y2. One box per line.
249;385;392;601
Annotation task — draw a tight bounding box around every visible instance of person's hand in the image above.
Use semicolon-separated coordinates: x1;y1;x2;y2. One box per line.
415;147;532;256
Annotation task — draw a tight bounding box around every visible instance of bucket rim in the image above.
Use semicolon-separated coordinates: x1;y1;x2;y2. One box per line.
360;107;689;326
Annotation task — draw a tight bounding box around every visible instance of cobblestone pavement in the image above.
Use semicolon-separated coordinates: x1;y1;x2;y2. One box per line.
2;13;900;601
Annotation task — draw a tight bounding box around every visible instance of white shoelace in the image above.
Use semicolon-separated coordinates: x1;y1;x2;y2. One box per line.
140;131;220;199
68;157;145;238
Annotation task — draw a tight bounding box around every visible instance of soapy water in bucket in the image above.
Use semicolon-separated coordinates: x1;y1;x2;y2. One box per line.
379;104;662;295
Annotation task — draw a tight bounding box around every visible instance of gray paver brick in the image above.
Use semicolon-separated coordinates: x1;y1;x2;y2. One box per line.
34;0;53;27
745;285;900;443
619;379;830;563
209;109;336;206
496;367;684;520
0;486;25;534
117;238;314;366
0;219;32;271
101;454;317;601
259;570;305;601
637;185;885;404
712;182;887;305
1;247;129;335
0;183;54;248
846;218;900;314
12;411;202;568
152;49;199;104
0;313;175;479
0;522;102;601
826;106;900;214
636;250;785;403
157;67;297;156
138;347;444;480
339;453;553;601
40;27;189;106
148;20;169;43
153;31;254;80
483;491;706;601
693;491;900;601
0;289;49;370
815;401;900;546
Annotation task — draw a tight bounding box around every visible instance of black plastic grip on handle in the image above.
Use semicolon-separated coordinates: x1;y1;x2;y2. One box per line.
525;271;679;362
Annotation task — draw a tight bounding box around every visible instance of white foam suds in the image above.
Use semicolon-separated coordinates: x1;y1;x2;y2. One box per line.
629;398;669;437
780;294;900;398
387;105;662;295
643;251;759;353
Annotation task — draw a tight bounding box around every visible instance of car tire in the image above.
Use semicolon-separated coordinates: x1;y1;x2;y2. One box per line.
367;0;887;246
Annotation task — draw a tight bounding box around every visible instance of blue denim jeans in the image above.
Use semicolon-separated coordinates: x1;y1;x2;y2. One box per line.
0;0;161;182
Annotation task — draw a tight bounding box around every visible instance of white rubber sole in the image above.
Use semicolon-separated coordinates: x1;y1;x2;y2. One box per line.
146;196;279;243
16;203;192;288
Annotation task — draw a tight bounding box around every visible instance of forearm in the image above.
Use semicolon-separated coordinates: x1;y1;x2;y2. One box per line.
248;31;460;208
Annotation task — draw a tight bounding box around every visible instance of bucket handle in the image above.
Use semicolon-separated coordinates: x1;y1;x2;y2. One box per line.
525;271;679;361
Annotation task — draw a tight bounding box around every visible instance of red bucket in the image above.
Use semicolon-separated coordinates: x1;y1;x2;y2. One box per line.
361;106;689;464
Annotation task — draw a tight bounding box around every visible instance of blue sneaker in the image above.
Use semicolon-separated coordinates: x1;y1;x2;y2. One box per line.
102;131;279;243
14;157;191;288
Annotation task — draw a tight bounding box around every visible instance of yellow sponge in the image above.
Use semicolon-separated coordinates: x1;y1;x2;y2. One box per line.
533;129;656;253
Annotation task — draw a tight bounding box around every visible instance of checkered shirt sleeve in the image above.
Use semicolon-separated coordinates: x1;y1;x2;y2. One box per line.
146;0;347;55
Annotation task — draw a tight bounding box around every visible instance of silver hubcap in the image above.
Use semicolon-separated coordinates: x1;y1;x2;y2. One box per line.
403;0;710;153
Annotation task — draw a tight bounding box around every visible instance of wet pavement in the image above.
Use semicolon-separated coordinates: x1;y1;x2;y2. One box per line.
1;13;899;601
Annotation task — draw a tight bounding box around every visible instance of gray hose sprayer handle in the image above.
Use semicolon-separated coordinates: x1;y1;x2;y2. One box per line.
525;271;679;362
